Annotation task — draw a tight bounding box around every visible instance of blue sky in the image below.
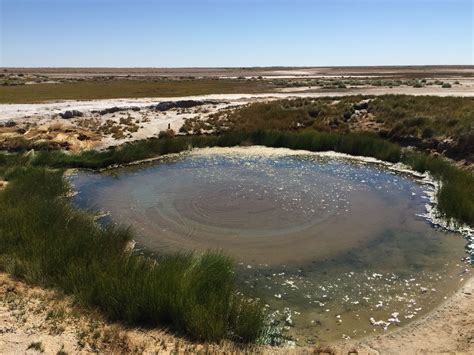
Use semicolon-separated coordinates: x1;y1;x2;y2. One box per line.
1;0;472;67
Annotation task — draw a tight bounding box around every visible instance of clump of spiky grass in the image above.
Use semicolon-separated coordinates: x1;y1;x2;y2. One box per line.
0;167;264;342
401;151;474;226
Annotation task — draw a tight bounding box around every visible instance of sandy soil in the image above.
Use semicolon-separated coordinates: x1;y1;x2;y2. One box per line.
0;272;252;354
334;275;474;355
0;98;247;151
0;271;472;354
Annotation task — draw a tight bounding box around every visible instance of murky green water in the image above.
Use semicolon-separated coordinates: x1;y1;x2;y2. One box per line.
72;147;469;344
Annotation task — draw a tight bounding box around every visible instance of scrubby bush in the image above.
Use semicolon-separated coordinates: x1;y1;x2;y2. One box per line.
158;129;175;139
368;96;473;146
421;127;435;139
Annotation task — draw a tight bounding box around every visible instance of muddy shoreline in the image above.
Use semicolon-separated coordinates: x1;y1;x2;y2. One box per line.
333;275;474;354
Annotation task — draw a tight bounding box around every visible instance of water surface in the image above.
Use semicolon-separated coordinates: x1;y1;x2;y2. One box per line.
72;147;468;343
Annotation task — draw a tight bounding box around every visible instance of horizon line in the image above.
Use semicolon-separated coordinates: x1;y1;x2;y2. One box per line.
2;64;473;69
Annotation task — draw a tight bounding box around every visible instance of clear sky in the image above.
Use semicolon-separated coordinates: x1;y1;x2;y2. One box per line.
0;0;472;67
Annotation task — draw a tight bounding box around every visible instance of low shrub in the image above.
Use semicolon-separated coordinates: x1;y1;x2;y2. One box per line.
158;129;176;139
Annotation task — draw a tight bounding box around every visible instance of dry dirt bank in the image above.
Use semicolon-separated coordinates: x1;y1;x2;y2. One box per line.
0;272;254;354
0;271;472;354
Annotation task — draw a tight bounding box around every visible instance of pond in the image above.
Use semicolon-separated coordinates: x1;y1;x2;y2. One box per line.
72;146;468;344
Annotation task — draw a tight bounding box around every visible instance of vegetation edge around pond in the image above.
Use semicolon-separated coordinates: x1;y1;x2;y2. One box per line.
29;129;474;227
0;129;472;345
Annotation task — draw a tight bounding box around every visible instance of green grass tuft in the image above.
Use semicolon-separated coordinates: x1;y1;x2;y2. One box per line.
0;167;265;342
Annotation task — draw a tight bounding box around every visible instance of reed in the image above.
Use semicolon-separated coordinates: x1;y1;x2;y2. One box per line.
0;167;264;342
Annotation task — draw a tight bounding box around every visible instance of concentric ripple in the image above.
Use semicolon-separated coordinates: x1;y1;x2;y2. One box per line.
73;147;445;264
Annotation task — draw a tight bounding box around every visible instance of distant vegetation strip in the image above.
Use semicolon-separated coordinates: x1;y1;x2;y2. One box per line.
0;78;275;103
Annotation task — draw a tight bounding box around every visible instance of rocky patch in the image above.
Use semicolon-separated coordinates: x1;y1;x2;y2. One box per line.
93;106;141;115
59;110;84;119
150;100;221;112
0;120;17;128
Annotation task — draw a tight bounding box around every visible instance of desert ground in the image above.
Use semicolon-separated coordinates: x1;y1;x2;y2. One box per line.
1;66;473;152
0;271;472;354
0;66;472;354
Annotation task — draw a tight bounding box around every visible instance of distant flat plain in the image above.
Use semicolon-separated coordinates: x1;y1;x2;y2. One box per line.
4;65;474;78
0;66;473;103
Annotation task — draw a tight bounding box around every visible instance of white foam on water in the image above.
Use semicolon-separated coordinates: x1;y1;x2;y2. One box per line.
187;146;474;262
